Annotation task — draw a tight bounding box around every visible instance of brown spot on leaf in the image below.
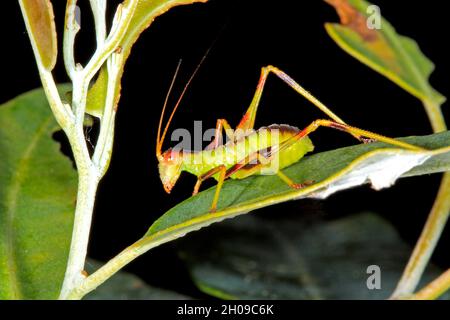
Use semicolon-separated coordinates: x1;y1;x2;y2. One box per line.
325;0;378;42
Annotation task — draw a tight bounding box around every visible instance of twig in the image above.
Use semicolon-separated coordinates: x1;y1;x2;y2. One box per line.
410;268;450;300
392;98;449;298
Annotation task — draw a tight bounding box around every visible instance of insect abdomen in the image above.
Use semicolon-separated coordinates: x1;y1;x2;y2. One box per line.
231;125;314;179
181;124;314;180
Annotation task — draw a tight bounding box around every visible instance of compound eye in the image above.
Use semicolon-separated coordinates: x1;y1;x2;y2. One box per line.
163;148;174;161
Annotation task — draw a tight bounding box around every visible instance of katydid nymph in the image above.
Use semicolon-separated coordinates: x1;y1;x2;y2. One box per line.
156;64;424;212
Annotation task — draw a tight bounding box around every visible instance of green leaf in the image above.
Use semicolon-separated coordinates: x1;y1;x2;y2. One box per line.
0;86;77;299
111;132;450;272
144;133;449;238
73;132;449;299
84;260;190;300
86;67;108;119
86;0;208;117
179;212;449;299
19;0;57;71
325;1;449;298
324;0;445;106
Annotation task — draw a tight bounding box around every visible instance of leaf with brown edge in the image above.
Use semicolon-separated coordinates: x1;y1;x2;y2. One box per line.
19;0;57;71
326;0;378;42
85;0;208;118
324;0;445;107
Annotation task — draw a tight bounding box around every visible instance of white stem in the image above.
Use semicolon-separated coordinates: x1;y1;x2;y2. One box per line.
66;239;147;300
391;98;448;298
59;161;100;299
21;0;138;300
60;51;122;301
58;1;138;299
63;0;80;79
39;69;74;129
58;70;98;300
90;0;107;46
82;1;137;83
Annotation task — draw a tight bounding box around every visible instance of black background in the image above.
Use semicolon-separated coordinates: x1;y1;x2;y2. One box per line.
1;0;449;298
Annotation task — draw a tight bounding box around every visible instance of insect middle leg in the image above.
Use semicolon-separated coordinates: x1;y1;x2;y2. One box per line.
226;150;312;190
192;165;227;212
193;151;261;212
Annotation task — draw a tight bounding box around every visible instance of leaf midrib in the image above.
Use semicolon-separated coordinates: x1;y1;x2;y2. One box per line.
4;115;55;299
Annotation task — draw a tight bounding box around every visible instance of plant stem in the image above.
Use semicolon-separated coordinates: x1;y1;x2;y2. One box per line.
392;98;449;298
57;1;137;299
59;71;100;299
20;0;138;300
66;224;193;300
65;240;146;300
393;175;450;297
410;268;450;300
59;163;99;299
63;0;79;80
60;55;120;299
423;99;447;134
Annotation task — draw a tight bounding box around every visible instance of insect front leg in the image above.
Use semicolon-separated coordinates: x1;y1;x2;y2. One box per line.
192;165;227;212
192;152;262;213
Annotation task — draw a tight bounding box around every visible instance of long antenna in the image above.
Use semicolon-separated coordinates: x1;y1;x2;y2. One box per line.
157;60;182;159
156;44;214;159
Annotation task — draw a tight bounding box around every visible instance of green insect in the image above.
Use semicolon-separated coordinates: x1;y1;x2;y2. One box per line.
156;64;423;212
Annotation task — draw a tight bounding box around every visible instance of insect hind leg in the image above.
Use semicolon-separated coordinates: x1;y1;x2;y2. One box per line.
282;119;425;152
276;171;314;189
205;118;235;150
236;65;371;142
